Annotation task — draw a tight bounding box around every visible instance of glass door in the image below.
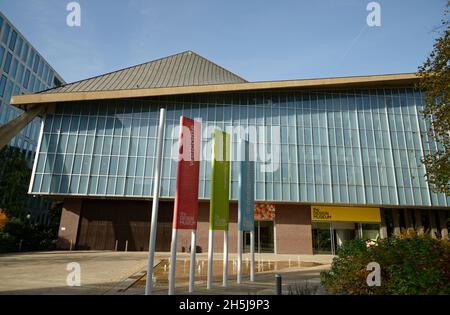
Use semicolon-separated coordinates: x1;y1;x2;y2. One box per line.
243;221;274;253
312;222;332;254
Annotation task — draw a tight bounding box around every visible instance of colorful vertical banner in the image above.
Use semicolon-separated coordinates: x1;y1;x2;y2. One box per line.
238;140;255;232
209;129;230;231
172;117;201;230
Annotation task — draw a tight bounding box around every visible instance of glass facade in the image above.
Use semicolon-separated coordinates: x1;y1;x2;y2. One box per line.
30;88;449;207
0;12;64;161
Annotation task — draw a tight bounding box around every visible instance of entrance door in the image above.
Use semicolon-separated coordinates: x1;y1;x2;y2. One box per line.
243;221;275;253
332;222;357;254
312;222;332;254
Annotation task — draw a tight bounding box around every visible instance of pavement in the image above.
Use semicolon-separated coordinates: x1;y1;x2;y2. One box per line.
0;251;333;295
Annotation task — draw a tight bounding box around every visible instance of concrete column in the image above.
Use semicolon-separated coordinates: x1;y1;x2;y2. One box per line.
429;211;438;239
379;209;388;239
438;211;449;240
414;209;424;235
0;104;46;150
56;199;83;250
392;209;401;236
403;209;414;233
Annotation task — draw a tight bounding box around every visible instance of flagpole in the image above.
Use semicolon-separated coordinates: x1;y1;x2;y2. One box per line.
145;108;166;295
168;228;178;295
250;230;255;282
189;229;197;293
237;230;243;284
223;230;228;287
207;229;214;289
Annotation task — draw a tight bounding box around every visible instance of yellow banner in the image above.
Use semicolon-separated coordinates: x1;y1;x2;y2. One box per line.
311;206;381;223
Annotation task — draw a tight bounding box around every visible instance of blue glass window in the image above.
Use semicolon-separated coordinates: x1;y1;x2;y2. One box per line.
21;43;29;62
3;52;12;73
47;70;53;86
38;59;44;77
0;75;6;97
4;80;13;102
16;63;24;83
16;36;23;56
33;54;40;73
0;46;5;67
23;69;30;89
27;49;35;68
1;23;10;44
9;30;17;51
10;57;18;78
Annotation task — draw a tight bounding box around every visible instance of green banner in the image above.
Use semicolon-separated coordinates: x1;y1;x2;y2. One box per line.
209;129;230;231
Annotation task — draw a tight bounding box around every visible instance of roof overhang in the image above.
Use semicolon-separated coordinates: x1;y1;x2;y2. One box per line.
11;73;419;110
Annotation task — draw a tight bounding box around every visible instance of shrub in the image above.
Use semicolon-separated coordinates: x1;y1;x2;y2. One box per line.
320;233;450;295
0;230;16;252
287;281;321;295
0;217;58;253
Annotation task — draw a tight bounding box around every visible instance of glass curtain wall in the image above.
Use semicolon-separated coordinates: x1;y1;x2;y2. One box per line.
30;89;449;208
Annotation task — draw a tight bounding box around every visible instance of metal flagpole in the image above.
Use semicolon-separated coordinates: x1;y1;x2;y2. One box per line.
168;228;178;295
145;108;166;295
250;230;255;282
189;229;197;293
223;230;229;287
207;229;214;289
237;230;243;284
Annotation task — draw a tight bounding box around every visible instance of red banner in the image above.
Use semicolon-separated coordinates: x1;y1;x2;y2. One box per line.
172;117;201;230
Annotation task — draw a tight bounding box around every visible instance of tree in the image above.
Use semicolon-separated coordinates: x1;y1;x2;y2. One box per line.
417;3;450;196
0;146;31;219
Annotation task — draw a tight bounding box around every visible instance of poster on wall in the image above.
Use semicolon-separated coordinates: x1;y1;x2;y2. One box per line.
254;203;276;221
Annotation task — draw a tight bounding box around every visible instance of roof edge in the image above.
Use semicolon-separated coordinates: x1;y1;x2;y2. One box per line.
11;73;419;109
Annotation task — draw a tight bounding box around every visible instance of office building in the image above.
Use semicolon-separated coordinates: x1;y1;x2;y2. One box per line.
0;11;64;225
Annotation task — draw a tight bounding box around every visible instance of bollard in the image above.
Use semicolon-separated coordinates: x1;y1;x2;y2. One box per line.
115;240;118;251
125;240;128;252
275;274;282;295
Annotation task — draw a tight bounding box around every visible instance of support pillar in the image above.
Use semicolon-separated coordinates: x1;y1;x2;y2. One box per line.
392;209;401;236
414;209;424;235
438;211;448;240
403;209;414;233
0;104;46;150
429;211;438;239
379;209;388;239
56;199;83;250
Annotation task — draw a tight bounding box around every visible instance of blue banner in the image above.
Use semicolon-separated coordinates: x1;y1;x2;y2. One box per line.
238;139;255;232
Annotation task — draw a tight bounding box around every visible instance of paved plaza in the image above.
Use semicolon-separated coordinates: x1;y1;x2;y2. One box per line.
0;251;333;295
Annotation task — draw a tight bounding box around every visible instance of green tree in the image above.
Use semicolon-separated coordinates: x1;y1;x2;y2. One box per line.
417;3;450;195
0;146;31;219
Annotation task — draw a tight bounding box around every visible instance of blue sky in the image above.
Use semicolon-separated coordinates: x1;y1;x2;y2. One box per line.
0;0;447;83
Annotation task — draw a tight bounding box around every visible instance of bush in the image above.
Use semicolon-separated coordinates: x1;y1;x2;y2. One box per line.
320;233;450;295
0;217;58;253
0;230;16;252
